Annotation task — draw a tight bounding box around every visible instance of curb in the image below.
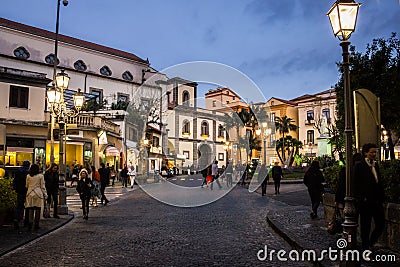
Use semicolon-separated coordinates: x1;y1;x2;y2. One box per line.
0;213;74;258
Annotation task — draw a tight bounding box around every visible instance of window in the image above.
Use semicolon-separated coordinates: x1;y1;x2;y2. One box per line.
233;97;235;100
141;99;149;111
307;130;314;144
117;93;129;103
127;127;138;142
182;120;190;135
90;88;103;104
218;125;224;137
9;85;29;109
322;108;330;120
212;100;216;107
74;60;87;71
218;153;224;161
307;110;314;121
122;71;133;81
100;65;112;76
45;53;59;65
152;136;160;147
13;46;30;59
183;150;190;159
182;91;190;106
201;121;209;136
270;113;275;122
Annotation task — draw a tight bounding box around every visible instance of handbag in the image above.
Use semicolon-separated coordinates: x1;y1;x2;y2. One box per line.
327;207;343;235
43;200;50;218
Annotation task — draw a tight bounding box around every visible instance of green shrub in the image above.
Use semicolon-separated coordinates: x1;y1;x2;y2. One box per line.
380;160;400;204
323;165;342;193
0;178;17;212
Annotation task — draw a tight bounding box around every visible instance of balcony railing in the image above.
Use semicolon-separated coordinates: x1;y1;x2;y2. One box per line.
46;113;120;135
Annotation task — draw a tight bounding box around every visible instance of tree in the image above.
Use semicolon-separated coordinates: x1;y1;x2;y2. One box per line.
275;116;298;164
335;32;400;158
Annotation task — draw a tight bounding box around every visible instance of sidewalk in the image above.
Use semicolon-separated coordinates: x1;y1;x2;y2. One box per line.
0;183;134;257
265;193;400;266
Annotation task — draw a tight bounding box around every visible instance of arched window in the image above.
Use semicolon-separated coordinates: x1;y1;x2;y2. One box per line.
13;46;30;59
45;53;59;65
122;71;133;81
182;91;190;106
74;60;87;71
201;121;209;136
218;125;224;137
100;65;112;76
182;120;190;136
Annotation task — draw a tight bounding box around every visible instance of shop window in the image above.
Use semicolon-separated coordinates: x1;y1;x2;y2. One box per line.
9;85;29;109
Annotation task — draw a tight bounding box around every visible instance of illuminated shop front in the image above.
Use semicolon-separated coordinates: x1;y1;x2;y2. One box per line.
4;137;46;169
45;140;93;168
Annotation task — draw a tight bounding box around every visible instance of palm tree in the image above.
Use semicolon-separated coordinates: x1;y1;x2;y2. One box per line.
275;116;298;164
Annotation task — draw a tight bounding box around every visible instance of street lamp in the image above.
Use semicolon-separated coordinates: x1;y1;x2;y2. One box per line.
143;138;151;176
223;141;232;166
256;123;272;164
327;0;360;261
47;69;84;215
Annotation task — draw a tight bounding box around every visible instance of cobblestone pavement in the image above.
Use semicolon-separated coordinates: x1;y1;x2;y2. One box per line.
0;183;311;267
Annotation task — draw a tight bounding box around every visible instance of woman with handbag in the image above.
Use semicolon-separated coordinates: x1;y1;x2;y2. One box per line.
25;164;47;231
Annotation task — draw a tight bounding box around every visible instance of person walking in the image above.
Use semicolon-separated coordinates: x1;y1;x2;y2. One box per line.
76;168;93;220
128;166;136;188
303;161;324;219
44;163;60;218
25;164;47;230
225;163;233;188
354;143;385;250
271;162;283;195
12;160;30;230
110;165;116;187
211;160;222;190
259;163;269;196
98;162;110;205
90;165;101;207
120;165;128;188
200;165;210;188
70;164;79;187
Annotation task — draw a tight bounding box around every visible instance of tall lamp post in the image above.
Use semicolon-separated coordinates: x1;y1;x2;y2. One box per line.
47;70;85;214
50;0;69;164
327;0;360;263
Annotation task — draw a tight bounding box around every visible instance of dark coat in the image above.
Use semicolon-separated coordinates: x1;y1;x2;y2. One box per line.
98;167;110;185
354;160;385;204
271;166;283;181
76;178;93;199
304;168;324;194
44;170;59;192
13;166;29;195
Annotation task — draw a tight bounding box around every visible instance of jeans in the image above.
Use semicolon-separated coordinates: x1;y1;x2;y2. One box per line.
47;190;58;216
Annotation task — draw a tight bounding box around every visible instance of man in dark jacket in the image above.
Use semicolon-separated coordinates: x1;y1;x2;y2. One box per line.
98;162;110;205
44;163;60;218
12;160;30;229
354;143;385;250
271;162;283;195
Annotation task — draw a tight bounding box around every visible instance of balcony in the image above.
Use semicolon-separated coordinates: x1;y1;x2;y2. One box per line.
46;113;121;135
305;119;315;125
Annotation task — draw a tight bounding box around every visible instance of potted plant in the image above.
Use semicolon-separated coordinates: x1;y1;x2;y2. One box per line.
0;178;17;225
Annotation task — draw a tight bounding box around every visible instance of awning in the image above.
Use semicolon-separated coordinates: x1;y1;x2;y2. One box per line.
105;146;120;157
7;147;34;153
